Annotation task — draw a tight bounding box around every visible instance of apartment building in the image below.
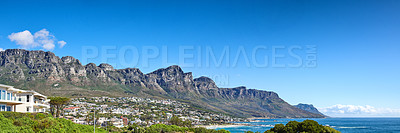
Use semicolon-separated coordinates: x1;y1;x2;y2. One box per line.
0;84;49;113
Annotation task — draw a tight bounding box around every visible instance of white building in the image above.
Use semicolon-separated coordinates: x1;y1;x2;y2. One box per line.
0;84;49;113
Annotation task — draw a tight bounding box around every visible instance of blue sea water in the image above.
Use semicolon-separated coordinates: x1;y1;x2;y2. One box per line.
215;118;400;133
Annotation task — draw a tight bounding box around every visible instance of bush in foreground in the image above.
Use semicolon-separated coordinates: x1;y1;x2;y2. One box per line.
264;120;340;133
1;112;339;133
125;124;230;133
0;112;107;133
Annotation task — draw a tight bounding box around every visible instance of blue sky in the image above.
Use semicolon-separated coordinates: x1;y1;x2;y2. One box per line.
1;0;400;117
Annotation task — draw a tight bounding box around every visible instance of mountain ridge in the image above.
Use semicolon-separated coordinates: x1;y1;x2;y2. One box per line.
295;103;327;116
0;49;324;118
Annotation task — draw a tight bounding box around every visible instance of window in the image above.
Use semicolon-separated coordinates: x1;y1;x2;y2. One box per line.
6;106;11;111
2;90;5;100
1;90;5;100
7;93;10;100
27;95;30;102
27;107;29;112
1;105;5;111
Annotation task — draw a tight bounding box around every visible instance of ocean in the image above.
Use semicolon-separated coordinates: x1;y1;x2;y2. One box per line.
214;118;400;133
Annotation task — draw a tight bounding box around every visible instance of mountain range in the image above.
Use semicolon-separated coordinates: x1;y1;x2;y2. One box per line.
0;49;324;118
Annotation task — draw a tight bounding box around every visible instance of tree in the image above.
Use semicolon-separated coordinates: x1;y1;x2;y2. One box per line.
169;116;181;126
49;96;70;117
264;120;340;133
168;116;192;127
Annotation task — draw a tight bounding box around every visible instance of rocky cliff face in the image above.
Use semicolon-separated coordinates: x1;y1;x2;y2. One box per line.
0;49;324;118
295;103;326;116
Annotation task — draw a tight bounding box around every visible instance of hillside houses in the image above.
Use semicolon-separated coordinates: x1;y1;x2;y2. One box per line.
62;96;245;128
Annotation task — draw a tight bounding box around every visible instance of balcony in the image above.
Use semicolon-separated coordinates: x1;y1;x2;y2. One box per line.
0;98;24;105
34;99;50;108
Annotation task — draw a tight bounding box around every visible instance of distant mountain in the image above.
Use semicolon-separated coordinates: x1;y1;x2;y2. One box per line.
294;103;326;116
0;49;325;118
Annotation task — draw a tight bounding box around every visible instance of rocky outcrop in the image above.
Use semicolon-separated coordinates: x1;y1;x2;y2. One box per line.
0;49;325;118
295;103;326;116
147;65;198;96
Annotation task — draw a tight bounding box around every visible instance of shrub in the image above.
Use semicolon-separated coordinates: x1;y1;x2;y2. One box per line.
125;124;230;133
264;120;340;133
0;112;107;133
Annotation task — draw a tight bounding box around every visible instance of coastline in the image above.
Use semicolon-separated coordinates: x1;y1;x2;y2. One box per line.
247;116;329;120
198;123;250;129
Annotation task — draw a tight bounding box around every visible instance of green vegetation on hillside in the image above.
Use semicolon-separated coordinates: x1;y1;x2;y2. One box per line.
264;120;340;133
0;112;107;133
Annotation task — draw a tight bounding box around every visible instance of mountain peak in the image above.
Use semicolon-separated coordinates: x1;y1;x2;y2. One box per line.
150;65;184;75
166;65;182;71
99;63;114;71
194;76;218;91
2;49;57;60
194;76;214;82
295;103;326;116
85;63;97;68
61;56;81;65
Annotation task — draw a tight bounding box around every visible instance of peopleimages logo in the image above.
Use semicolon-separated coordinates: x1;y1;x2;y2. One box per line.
81;45;317;69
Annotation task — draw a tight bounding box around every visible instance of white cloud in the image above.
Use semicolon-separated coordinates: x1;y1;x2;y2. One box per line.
319;104;400;117
8;29;66;50
42;42;55;50
0;48;4;51
8;30;35;48
58;40;67;48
